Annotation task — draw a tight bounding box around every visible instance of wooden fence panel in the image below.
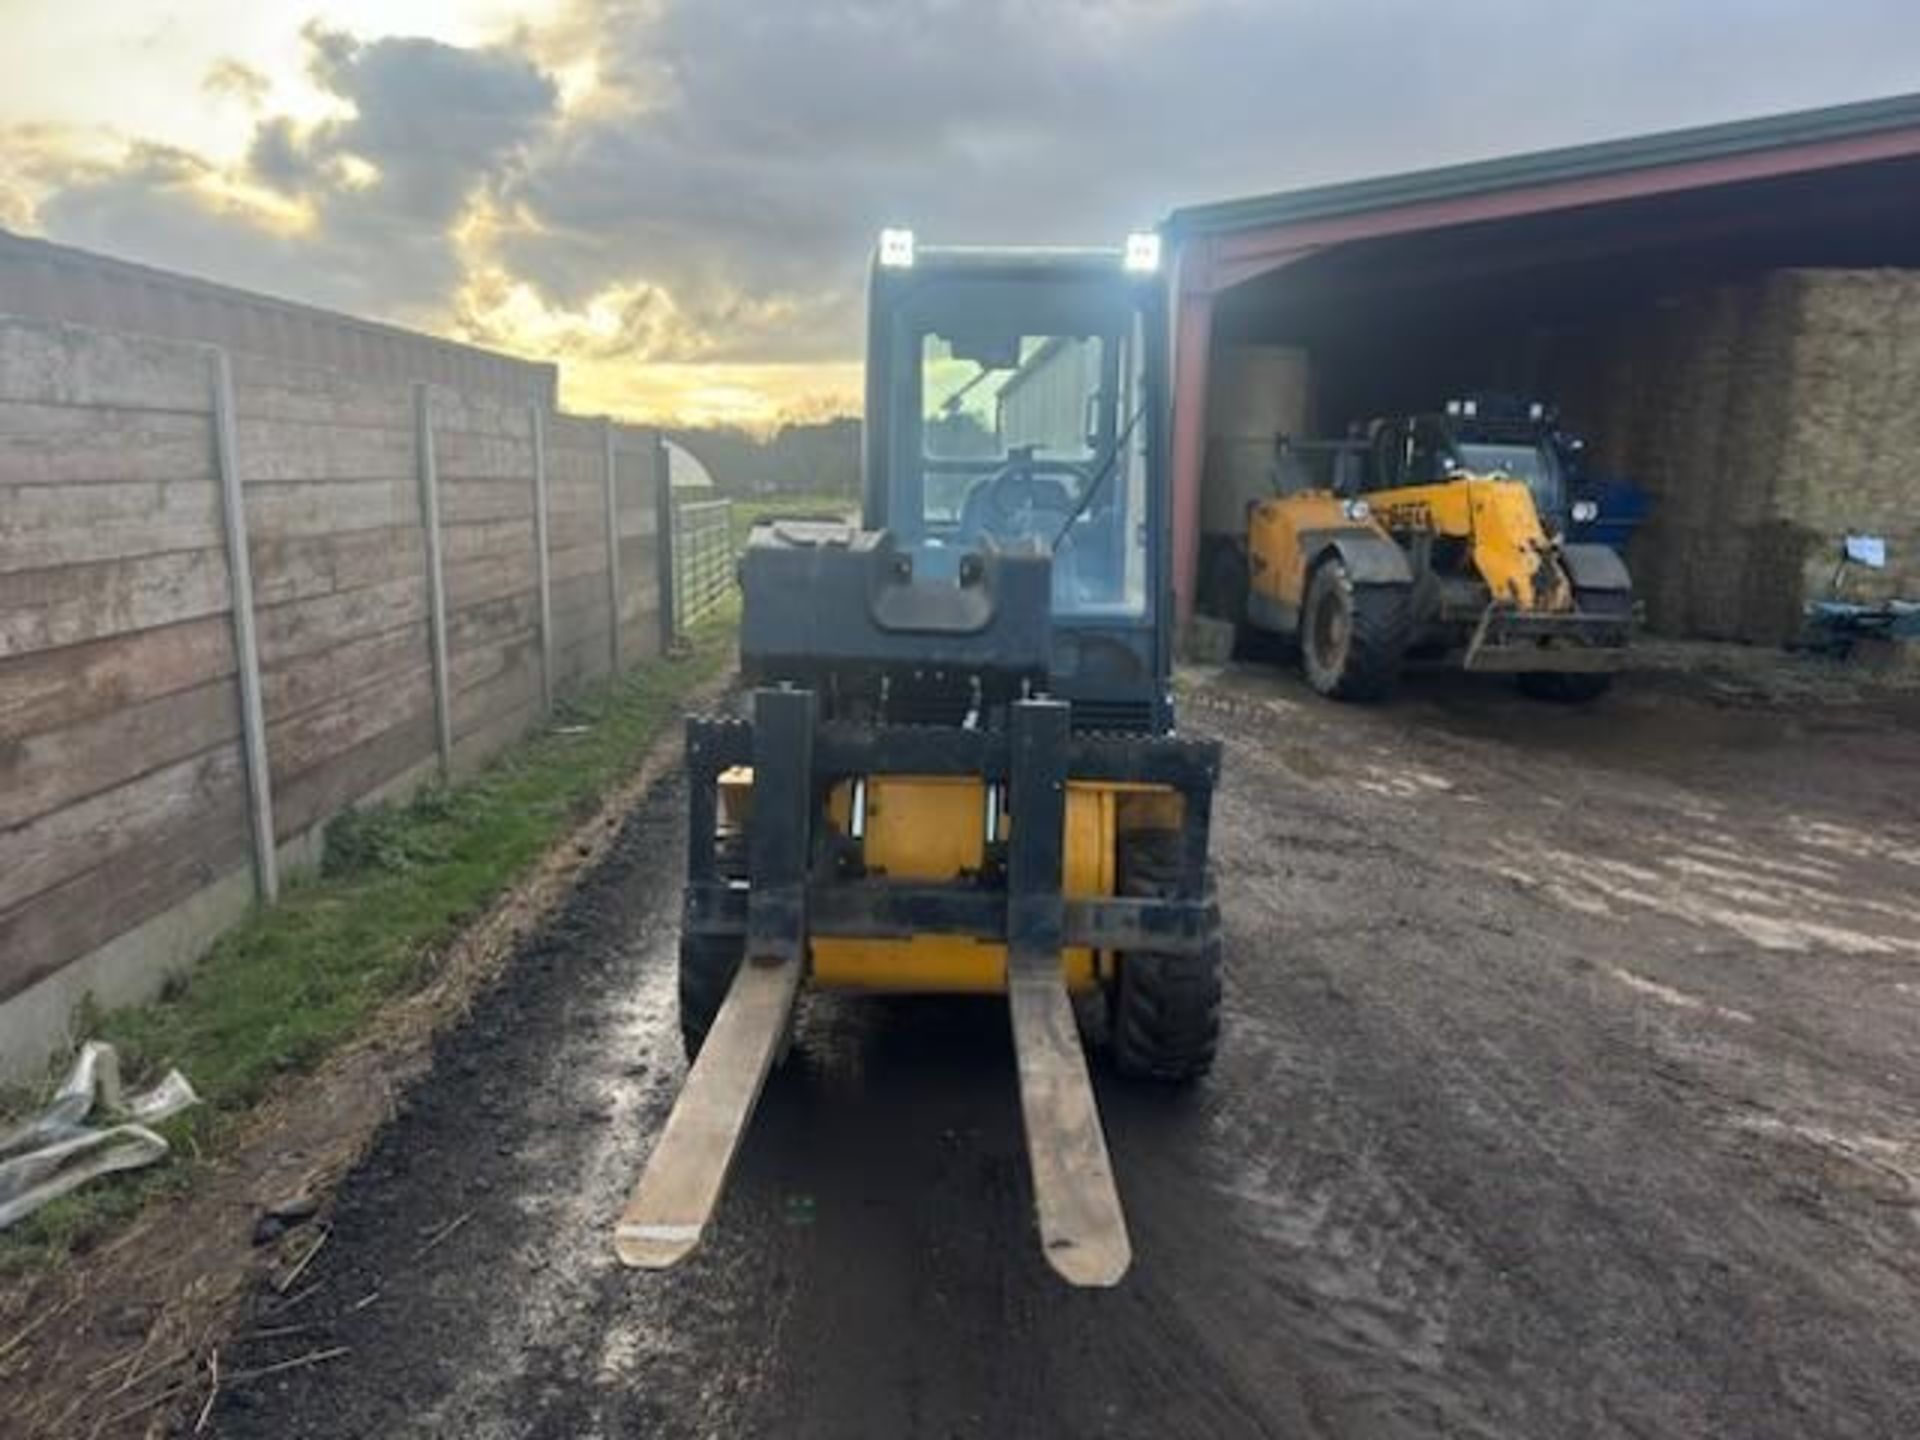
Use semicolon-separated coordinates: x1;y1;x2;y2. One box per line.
0;317;251;1010
429;384;543;765
235;354;438;842
0;308;686;1074
544;414;613;695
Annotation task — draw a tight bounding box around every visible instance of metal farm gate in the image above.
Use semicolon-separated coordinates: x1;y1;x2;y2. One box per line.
672;496;734;629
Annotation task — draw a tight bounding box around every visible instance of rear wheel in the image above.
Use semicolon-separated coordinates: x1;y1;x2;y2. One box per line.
678;932;743;1060
1300;558;1408;701
1110;831;1221;1083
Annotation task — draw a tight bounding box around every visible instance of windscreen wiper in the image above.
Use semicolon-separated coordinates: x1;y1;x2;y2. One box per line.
1051;402;1147;552
936;366;997;416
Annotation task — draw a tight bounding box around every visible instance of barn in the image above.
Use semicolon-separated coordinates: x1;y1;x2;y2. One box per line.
1162;91;1920;644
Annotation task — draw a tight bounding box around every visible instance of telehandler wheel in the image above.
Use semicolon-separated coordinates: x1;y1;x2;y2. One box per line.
678;932;744;1060
1300;558;1407;702
1516;671;1614;703
1111;831;1221;1083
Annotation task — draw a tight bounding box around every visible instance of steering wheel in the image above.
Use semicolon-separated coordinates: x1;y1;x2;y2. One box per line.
960;452;1080;546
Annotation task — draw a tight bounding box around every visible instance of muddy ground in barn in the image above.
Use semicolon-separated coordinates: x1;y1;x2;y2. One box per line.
207;660;1920;1439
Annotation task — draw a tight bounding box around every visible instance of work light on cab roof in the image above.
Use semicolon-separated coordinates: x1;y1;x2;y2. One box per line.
1123;231;1162;273
874;228;1163;273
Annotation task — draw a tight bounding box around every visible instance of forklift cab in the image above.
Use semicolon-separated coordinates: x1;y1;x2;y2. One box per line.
863;239;1172;730
1368;399;1573;532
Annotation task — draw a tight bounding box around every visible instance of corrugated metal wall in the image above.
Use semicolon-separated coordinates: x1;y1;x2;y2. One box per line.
0;229;557;407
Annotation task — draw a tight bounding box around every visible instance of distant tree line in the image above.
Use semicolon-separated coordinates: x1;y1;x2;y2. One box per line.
670;417;861;498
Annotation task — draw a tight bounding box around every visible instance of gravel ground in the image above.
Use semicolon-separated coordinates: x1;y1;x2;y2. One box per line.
209;663;1920;1439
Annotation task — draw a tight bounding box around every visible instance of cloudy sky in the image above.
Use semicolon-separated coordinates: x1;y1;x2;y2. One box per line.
4;0;1919;424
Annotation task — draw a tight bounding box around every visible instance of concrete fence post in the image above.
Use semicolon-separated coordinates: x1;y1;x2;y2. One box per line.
415;382;453;775
603;418;622;676
653;430;677;651
531;403;554;716
208;347;279;902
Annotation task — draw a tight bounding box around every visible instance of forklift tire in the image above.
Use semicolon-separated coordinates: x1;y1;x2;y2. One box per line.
678;932;744;1060
1300;558;1408;701
1111;831;1221;1083
1517;671;1614;703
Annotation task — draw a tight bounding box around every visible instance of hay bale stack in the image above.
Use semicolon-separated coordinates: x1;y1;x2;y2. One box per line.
1871;274;1920;605
1717;274;1800;529
1201;436;1282;536
1771;270;1920;611
1663;288;1753;634
1206;344;1310;441
1778;271;1890;531
1618;294;1719;632
1200;344;1309;537
1549;267;1920;641
1590;315;1650;478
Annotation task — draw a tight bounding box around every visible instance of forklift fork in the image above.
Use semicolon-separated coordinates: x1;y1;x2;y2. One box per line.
615;689;812;1268
1005;699;1131;1286
616;692;1132;1285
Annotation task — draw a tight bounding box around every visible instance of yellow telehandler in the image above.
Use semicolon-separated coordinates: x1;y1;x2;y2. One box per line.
1241;397;1632;701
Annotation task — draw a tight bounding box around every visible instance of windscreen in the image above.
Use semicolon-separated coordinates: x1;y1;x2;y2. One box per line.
1453;441;1565;520
920;334;1105;520
889;278;1149;618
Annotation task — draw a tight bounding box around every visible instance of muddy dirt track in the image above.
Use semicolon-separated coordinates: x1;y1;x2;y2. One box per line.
211;663;1920;1439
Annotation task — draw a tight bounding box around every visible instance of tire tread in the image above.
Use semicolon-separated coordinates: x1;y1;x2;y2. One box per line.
1302;559;1409;701
1111;832;1222;1083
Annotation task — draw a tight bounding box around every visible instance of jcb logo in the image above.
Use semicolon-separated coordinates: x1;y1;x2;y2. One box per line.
1381;501;1432;531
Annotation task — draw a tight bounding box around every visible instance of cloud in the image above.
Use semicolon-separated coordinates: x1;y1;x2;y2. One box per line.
36;26;558;319
0;122;110;232
245;116;313;193
291;24;558;226
15;0;1920;421
202;57;270;108
494;0;1920;372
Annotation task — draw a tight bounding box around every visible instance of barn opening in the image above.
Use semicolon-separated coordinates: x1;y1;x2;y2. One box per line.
1169;94;1920;645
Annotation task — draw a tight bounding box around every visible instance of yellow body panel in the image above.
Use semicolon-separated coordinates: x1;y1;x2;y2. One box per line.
1371;477;1571;610
1247;475;1570;612
1248;492;1349;608
850;775;987;878
724;773;1173;995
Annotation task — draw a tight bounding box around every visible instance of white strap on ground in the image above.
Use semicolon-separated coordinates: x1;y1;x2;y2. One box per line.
0;1041;198;1230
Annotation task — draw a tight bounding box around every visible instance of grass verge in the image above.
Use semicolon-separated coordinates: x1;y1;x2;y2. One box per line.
1;611;736;1275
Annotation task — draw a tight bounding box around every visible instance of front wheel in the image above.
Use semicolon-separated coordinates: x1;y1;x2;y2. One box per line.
1110;831;1221;1083
1300;559;1408;701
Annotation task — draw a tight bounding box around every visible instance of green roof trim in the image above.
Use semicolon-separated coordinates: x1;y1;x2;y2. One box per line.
1164;90;1920;239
